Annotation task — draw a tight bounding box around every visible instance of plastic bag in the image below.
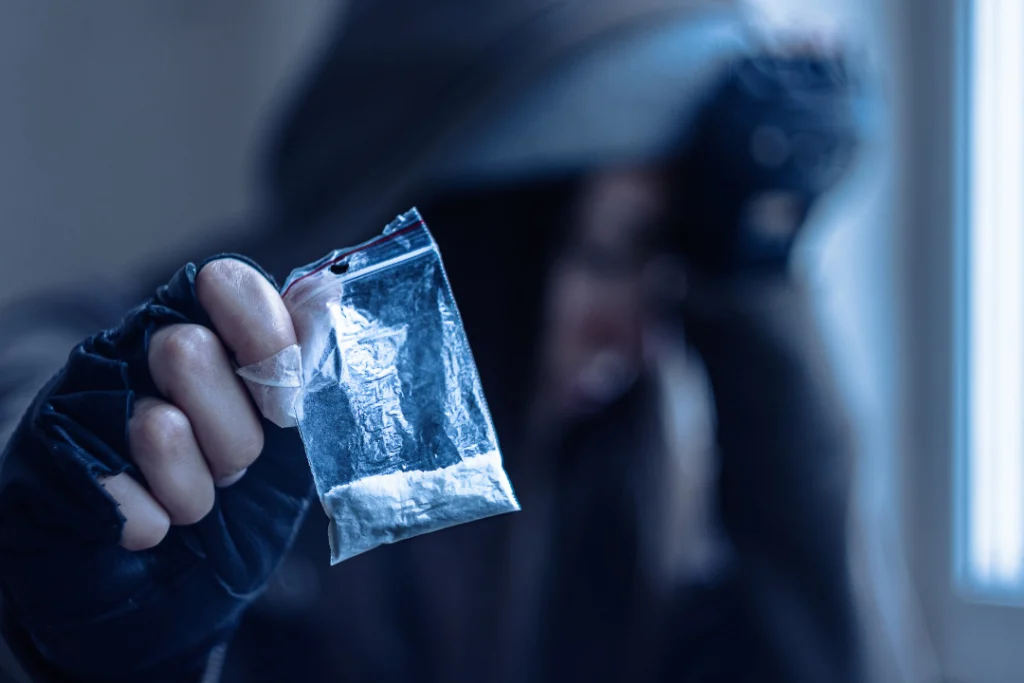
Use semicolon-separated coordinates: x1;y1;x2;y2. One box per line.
280;208;519;564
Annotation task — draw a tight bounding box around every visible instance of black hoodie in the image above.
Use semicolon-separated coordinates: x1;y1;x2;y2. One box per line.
0;1;862;682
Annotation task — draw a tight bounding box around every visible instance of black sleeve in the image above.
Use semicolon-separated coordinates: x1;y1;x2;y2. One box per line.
0;261;313;683
0;294;134;446
0;292;132;683
681;275;864;683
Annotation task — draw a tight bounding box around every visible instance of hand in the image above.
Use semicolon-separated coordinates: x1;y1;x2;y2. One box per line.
669;48;862;274
0;256;314;682
107;258;298;550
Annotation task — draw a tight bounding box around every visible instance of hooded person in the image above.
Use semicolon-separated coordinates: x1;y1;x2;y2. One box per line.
0;0;866;682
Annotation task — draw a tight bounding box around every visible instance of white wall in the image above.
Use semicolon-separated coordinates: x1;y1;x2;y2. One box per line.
0;1;337;307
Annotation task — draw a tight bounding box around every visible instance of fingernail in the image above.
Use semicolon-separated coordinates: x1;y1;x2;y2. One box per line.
215;468;248;488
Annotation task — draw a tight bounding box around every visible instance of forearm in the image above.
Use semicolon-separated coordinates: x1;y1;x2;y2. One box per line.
1;374;236;683
681;274;862;683
0;295;231;682
0;263;312;683
2;606;218;683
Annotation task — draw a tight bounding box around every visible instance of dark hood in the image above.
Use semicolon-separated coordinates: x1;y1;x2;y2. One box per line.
257;0;748;244
241;0;750;461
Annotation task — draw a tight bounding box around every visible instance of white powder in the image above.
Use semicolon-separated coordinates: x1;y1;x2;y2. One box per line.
323;451;520;564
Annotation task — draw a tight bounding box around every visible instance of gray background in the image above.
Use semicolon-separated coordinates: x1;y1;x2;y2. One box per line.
0;1;336;306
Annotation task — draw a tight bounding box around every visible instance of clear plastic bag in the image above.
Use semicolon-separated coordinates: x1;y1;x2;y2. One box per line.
280;208;519;564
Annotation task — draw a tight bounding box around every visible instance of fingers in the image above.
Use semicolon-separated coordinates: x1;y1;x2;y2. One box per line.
148;324;265;484
195;259;298;367
115;258;296;552
128;397;215;526
99;472;170;551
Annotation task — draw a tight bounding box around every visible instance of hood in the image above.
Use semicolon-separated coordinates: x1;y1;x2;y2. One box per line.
259;0;751;241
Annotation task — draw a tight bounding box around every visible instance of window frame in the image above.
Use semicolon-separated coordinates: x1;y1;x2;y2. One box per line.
953;0;1024;607
902;1;1024;680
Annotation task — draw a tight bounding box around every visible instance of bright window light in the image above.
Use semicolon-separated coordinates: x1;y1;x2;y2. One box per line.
959;0;1024;597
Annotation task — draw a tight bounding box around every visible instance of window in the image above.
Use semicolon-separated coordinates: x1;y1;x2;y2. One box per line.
957;0;1024;601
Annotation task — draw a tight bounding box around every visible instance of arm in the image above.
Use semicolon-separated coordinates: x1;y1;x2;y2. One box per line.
663;46;866;680
0;259;314;683
681;274;862;683
0;293;130;682
0;294;129;444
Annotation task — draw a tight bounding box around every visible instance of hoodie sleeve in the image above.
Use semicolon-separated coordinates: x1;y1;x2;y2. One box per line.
0;296;129;446
0;289;230;683
0;256;315;683
0;292;128;683
680;274;864;683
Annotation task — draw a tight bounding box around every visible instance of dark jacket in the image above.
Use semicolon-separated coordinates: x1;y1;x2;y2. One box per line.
0;1;863;681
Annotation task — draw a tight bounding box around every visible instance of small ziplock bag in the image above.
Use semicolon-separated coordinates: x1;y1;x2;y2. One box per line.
280;208;519;564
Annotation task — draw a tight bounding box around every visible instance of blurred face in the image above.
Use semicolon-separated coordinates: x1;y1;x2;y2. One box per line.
538;166;674;420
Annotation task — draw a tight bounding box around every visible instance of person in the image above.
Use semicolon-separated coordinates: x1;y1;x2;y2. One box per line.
0;0;866;681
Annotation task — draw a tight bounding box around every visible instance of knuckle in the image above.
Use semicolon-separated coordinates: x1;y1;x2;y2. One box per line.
130;401;193;464
151;324;224;378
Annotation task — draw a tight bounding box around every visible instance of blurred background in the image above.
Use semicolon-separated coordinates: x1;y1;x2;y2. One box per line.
0;1;1020;682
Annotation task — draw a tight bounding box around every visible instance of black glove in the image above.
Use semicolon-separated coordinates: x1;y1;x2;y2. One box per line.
670;52;862;274
0;257;314;683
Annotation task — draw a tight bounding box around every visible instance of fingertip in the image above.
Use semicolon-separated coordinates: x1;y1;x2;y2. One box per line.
99;472;171;551
120;523;170;552
195;258;297;367
214;467;248;488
